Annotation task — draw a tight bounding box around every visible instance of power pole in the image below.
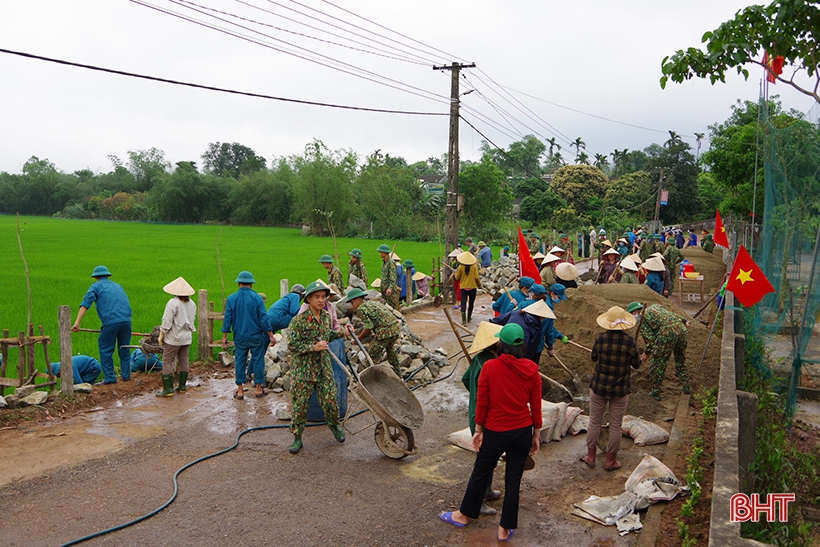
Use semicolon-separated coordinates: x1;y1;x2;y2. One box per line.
433;62;475;260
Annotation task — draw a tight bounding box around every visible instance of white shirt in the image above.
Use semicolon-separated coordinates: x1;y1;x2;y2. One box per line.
161;297;197;346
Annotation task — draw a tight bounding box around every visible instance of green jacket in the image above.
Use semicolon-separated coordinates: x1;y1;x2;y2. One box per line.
288;309;341;383
380;258;398;296
348;259;367;285
620;271;640;284
328;265;345;291
461;349;495;435
356;300;400;340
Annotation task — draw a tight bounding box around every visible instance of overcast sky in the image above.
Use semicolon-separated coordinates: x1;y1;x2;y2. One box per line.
1;0;814;175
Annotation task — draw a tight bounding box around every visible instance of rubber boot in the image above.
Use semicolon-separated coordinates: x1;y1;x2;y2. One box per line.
175;372;188;393
581;446;596;468
480;502;497;515
461;311;467;326
156;374;175;397
649;390;661;401
330;425;346;443
484;482;502;500
604;451;622;472
467;311;472;323
289;436;303;454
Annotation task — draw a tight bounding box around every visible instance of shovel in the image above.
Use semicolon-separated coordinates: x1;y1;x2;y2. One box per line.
553;351;584;394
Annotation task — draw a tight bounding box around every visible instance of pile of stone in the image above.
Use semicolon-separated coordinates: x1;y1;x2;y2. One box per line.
479;255;521;298
0;384;93;409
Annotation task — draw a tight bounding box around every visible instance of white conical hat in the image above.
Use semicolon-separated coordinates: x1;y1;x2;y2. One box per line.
521;299;556;319
629;253;643;264
467;321;503;354
163;277;195;296
620;257;638;272
555;262;578;280
448;249;461;258
412;271;427;281
603;248;620;256
541;253;561;265
371;278;382;288
457;251;477;265
643;257;666;272
532;252;545;260
549;246;565;255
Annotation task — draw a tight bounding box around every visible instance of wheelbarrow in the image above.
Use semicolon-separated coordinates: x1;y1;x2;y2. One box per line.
327;350;424;459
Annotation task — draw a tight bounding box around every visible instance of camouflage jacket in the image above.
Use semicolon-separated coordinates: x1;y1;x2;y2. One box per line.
328;265;345;291
380;258;398;295
288;308;341;383
639;305;687;354
357;300;400;340
348;259;368;285
663;245;683;269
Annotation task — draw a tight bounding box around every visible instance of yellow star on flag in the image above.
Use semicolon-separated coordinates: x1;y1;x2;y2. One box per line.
736;268;754;285
720;226;726;232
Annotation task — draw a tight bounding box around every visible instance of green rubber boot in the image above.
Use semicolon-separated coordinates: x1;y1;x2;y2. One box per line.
176;372;188;393
289;436;303;454
156;374;175;397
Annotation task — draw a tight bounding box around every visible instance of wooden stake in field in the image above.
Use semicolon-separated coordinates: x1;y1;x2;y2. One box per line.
16;214;31;331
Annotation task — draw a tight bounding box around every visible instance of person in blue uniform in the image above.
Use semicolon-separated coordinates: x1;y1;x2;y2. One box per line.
542;284;569;358
643;258;665;295
221;271;275;399
51;355;102;384
400;259;417;303
491;287;552;363
477;241;492;268
492;276;534;316
72;266;132;384
267;284;306;332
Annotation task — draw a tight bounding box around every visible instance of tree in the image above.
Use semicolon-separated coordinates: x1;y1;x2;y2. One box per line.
593;153;610;170
603;171;655;220
229;163;293;226
550;164;608;217
479;135;545;177
546;137;561;158
354;152;420;238
514;177;548;199
458;155;513;233
153;162;226;223
644;139;703;223
126;148;170;191
694;132;705;162
570;137;586;160
519;189;568;225
201;142;267;179
660;0;820;104
576;151;590;165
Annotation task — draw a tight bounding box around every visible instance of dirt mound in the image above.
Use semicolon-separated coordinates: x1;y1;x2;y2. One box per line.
680;247;728;295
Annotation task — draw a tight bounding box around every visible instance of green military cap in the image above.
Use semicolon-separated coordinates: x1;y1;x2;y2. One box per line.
235;271;256;283
303;281;330;299
495;323;525;346
349;248;363;258
626;302;644;313
345;288;368;302
318;254;334;263
91;265;112;277
376;244;391;253
402;259;415;269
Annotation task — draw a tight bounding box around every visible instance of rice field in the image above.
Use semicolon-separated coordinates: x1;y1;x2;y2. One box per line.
0;215;495;385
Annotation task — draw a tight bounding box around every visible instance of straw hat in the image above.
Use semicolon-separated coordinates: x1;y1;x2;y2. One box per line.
391;252;402;262
448;249;461;258
603;248;620;257
617;238;629;245
643;257;666;272
549;245;565;255
541;253;560;265
467;321;503;354
620;257;638;272
412;271;427;281
163;276;195;296
371;278;382;288
521;299;556;319
629;253;643;264
601;239;612;247
555;262;578;280
596;306;636;331
532;251;545;260
456;251;477;265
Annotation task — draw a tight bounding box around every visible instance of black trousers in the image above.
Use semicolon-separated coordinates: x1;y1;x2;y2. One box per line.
459;426;532;530
460;288;477;319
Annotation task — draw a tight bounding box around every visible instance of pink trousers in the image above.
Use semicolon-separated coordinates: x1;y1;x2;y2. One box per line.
586;389;629;454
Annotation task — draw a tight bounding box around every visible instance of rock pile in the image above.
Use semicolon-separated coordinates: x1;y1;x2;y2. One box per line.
1;384;54;408
479;255;521;297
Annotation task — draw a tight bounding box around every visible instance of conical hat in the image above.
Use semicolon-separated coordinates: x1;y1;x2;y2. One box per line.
532;252;545;260
549;246;565;254
412;271;427;281
467;321;503;354
521;299;556;319
541;253;560;265
596;306;636;331
456;251;477;265
314;278;338;296
391;252;402;262
555;262;578;280
163;277;195;296
371;278;382;288
629;253;643;264
649;252;665;260
620;256;638;272
601;239;612;247
448;249;461;258
603;248;620;256
643;257;666;272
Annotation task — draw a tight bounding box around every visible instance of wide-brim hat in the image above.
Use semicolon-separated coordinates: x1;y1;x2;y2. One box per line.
391;252;402;263
477;241;486;247
555;262;578;280
468;321;503;354
549;245;565;255
620;257;638;272
163;277;195;296
629;253;643;264
603;248;620;257
412;271;427;281
318;254;334;264
600;239;612;247
649;252;667;262
456;251;477;265
349;248;363;258
371;278;382;288
643;257;666;272
345;288;368;302
542;253;560;265
376;244;391;253
448;249;461;258
91;265;112;277
521;299;556;319
235;271;256;284
596;306;636;331
532;252;545;260
617;238;629;245
304;280;331;299
402;259;415;269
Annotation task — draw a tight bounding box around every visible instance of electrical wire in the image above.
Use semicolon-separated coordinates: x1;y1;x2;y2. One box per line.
459;114;545;179
0;48;448;116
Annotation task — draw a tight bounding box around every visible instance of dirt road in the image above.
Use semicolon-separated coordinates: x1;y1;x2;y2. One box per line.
0;294;685;547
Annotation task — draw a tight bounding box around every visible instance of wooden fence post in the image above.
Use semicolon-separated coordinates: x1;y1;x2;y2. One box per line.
197;289;209;361
280;279;289;299
58;306;74;394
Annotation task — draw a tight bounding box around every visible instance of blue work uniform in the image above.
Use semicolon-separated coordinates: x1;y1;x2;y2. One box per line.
492;288;528;315
478;246;492;268
400;267;416;300
129;348;162;373
646;271;664;295
51;355;102;384
222;287;272;386
490;307;542;363
267;293;302;332
541;297;564;352
80;278;132;383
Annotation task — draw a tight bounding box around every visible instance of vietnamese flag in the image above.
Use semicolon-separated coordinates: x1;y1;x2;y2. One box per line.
714;210;729;248
726;245;776;307
517;226;540;281
762;51;785;83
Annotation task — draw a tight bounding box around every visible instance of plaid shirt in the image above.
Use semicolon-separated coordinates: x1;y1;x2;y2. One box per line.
589;330;641;398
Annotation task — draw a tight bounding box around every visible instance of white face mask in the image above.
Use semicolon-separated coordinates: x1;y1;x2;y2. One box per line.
633;313;641;322
551;295;559;303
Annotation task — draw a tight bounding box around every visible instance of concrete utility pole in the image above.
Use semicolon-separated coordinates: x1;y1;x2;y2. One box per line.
433;62;475;259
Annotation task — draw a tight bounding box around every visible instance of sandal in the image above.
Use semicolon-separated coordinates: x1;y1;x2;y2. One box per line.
256;389;268;398
233;391;244;400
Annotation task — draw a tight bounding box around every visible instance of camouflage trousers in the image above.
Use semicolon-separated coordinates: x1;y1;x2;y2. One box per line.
290;372;339;437
648;329;689;392
385;291;400;311
368;335;400;374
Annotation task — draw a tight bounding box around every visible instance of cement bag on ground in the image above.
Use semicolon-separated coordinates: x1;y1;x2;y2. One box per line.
539;402;561;443
621;416;669;446
559;406;583;438
448;427;476;452
551;401;569;441
568;414;589;435
624;454;682;505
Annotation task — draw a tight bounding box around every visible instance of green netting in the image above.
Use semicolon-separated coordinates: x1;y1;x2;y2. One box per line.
749;98;820;416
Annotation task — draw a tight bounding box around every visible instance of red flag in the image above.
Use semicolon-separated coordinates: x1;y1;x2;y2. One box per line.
517;226;540;281
762;51;785;83
714;210;729;248
726;245;775;307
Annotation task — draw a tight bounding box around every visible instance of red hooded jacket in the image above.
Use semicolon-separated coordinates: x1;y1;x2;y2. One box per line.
475;353;543;432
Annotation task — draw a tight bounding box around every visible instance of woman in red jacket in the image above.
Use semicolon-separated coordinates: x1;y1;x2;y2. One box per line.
439;323;542;542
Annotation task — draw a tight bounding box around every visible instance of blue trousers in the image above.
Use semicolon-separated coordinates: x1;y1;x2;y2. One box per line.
98;321;132;383
459;426;532;530
235;336;269;386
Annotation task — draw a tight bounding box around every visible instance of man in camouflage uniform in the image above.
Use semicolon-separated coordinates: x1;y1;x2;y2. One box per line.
527;233;541;255
377;244;400;310
287;281;347;454
347;248;367;285
319;254;344;291
663;239;683;292
346;288;402;376
628;302;690;401
701;234;715;253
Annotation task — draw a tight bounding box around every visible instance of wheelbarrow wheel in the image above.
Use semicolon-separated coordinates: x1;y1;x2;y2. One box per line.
374;422;414;459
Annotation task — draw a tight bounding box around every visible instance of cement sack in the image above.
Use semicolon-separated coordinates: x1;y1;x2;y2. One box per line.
621;416;669;446
539;402;561;443
447;427;476;453
551;401;569;441
568;414;589;435
624;454;682;504
559;406;584;438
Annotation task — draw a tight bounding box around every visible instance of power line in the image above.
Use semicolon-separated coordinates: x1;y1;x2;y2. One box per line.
0;48;449;116
459;114;544;180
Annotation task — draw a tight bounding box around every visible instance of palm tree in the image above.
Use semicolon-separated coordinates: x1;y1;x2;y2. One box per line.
594;153;609;169
546;137;561;157
570;137;586;160
576;152;590;165
694;132;705;162
665;130;683;148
